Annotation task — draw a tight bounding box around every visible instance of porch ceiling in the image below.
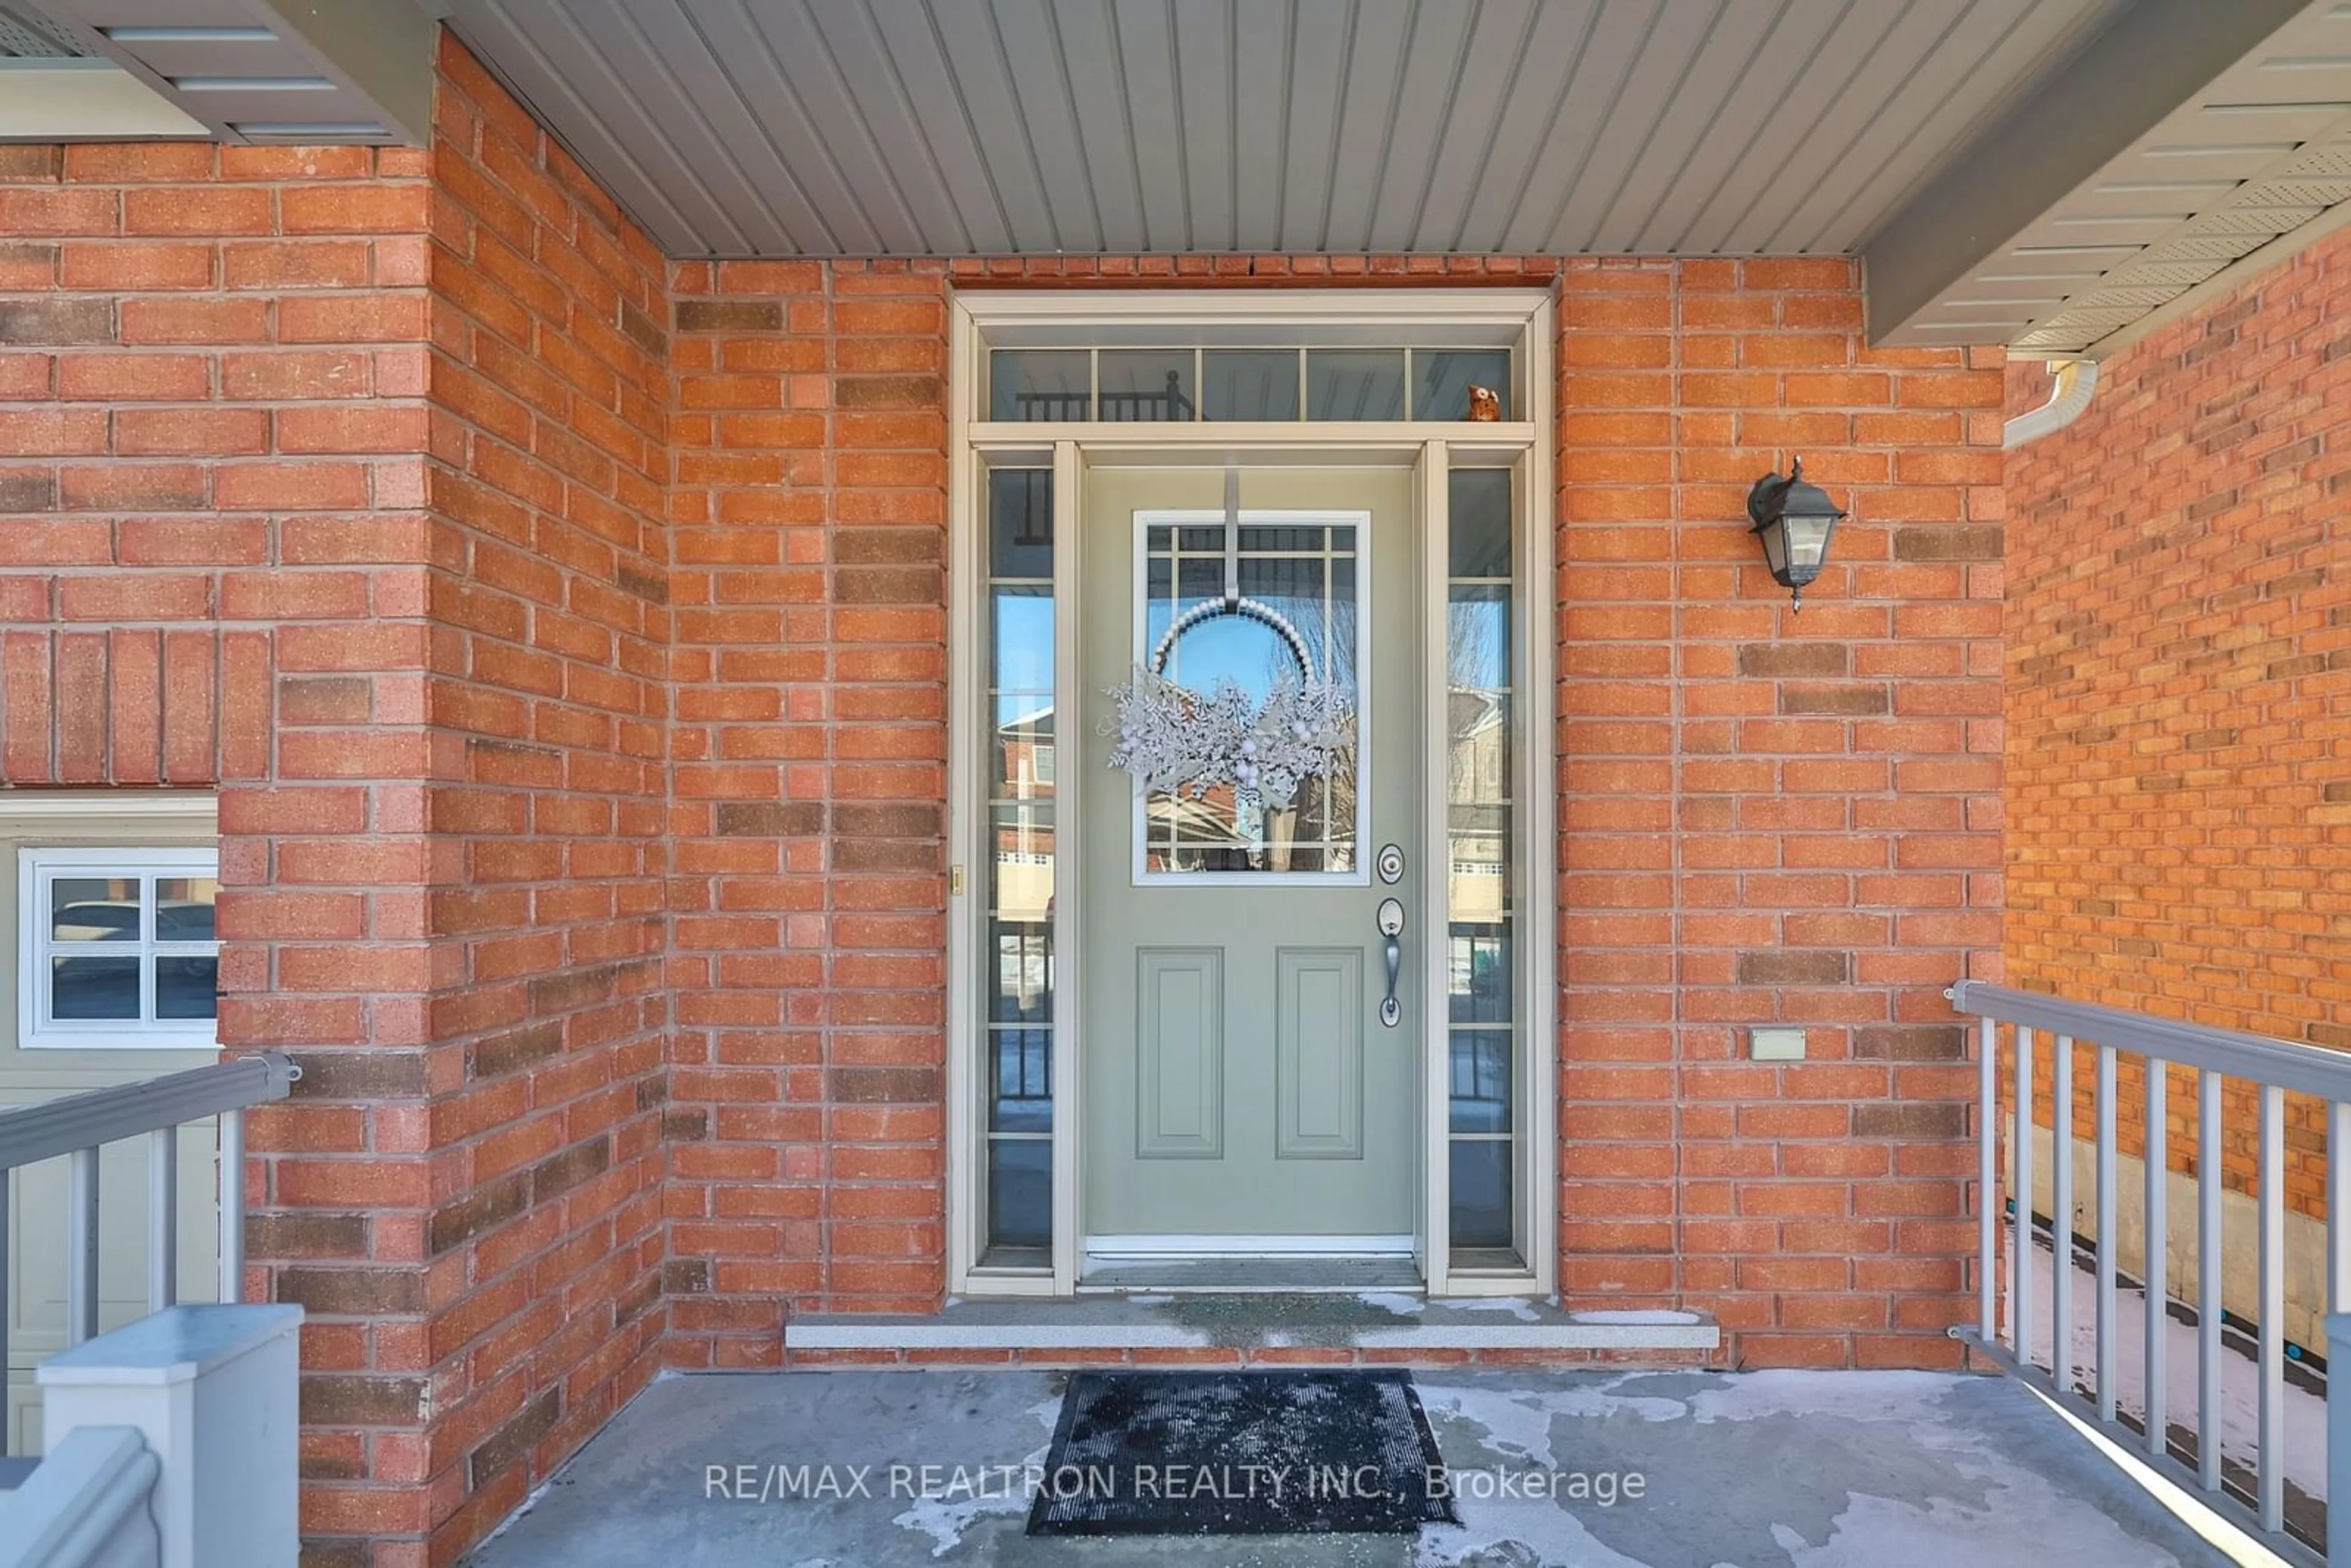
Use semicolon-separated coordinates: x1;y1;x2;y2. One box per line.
435;0;2126;264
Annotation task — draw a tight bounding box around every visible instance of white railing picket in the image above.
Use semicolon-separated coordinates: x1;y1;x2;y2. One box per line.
1946;981;2347;1567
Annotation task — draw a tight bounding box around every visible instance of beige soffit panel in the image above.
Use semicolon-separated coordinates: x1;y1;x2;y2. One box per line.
1870;0;2351;353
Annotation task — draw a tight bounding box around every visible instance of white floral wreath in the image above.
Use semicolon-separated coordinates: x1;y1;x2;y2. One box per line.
1103;596;1355;808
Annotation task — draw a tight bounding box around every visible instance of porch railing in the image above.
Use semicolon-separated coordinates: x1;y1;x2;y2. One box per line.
0;1051;299;1460
1951;979;2349;1566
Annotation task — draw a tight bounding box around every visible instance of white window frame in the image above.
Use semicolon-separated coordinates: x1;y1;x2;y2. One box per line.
18;846;220;1051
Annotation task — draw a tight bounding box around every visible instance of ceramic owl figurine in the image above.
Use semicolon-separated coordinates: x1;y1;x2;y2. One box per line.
1466;384;1501;421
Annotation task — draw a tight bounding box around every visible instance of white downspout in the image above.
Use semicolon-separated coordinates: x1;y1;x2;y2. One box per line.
2003;358;2099;449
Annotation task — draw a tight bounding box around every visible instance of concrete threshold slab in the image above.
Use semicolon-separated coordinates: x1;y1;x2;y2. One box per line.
784;1291;1720;1354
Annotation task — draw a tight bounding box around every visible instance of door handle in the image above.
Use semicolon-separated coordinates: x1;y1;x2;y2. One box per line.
1376;897;1404;1028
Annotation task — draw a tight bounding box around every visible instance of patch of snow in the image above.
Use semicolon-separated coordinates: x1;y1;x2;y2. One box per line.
1449;1297;1541;1321
1357;1291;1428;1316
2015;1230;2328;1502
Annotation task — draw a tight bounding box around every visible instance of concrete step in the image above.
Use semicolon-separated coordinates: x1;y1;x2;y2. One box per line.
782;1292;1720;1366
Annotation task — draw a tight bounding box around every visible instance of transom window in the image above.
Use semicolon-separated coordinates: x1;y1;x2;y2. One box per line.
18;847;220;1049
989;345;1513;423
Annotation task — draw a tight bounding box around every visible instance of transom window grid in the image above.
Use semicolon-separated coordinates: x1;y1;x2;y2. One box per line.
988;346;1514;424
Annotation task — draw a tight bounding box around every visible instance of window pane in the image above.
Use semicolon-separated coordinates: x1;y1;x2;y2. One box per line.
988;1139;1052;1249
1449;1031;1513;1133
1449;927;1512;1024
1449;470;1513;577
1449;1139;1513;1248
1098;350;1194;422
989;1028;1052;1130
156;877;217;942
990;349;1089;421
157;956;218;1021
1305;349;1405;420
53;878;138;942
1418;349;1512;421
53;955;138;1019
988;914;1052;1019
988;469;1054;578
985;468;1057;1252
1202;350;1300;421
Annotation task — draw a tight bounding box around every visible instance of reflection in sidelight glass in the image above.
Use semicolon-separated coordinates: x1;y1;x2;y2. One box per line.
1138;521;1361;876
983;468;1056;1257
1447;469;1517;1259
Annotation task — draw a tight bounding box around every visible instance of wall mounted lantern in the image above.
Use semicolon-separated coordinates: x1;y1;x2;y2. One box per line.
1744;456;1847;611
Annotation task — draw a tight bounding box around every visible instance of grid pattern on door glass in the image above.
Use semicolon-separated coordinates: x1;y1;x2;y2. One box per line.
1139;521;1359;876
984;468;1054;1254
1445;470;1516;1255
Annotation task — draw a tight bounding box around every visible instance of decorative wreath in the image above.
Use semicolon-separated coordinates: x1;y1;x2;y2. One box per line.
1103;595;1355;808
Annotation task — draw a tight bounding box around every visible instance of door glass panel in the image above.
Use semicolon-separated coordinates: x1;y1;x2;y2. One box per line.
989;468;1055;577
1447;469;1518;1259
1136;518;1361;876
1449;468;1513;577
991;349;1090;421
1099;350;1195;422
1416;349;1512;421
987;1138;1052;1250
983;467;1056;1256
1449;1140;1513;1249
1201;350;1300;421
1305;350;1406;420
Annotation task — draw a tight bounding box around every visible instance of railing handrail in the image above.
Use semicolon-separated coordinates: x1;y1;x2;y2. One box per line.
0;1051;298;1173
1948;979;2351;1103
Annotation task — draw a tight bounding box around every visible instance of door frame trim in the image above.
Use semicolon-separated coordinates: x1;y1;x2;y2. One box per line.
946;289;1558;1300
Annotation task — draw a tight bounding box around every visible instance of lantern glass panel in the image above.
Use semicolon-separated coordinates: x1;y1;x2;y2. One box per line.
1783;511;1835;572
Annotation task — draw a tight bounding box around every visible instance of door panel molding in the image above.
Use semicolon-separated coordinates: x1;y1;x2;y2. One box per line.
1274;947;1363;1160
1134;947;1224;1159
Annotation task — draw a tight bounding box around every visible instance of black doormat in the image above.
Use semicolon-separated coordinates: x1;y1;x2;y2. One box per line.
1024;1368;1458;1537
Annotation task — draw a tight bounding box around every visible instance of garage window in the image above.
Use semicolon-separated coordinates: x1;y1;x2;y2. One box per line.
18;847;220;1049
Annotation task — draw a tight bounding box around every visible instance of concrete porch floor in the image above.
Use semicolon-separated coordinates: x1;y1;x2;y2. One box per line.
460;1367;2238;1567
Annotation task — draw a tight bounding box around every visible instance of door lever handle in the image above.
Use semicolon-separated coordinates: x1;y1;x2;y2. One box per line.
1376;898;1404;1028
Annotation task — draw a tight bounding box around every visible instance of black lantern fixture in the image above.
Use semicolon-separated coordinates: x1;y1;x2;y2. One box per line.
1744;456;1847;612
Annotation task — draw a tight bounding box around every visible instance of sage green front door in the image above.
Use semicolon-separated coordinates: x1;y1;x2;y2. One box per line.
1081;465;1419;1252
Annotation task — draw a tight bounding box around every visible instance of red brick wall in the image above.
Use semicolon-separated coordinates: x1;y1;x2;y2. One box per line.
1553;258;2006;1367
663;258;951;1359
650;252;2008;1373
0;36;675;1567
0;130;449;1563
2006;233;2351;1221
407;39;673;1560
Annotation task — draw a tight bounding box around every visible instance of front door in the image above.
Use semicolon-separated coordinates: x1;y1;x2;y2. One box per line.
1081;464;1420;1258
